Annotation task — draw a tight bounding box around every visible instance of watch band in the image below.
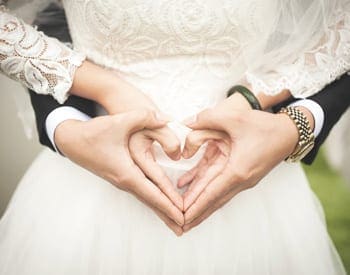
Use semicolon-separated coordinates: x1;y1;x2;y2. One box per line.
279;106;315;162
227;85;262;110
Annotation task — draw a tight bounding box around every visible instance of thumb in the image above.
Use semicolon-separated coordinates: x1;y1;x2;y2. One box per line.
125;109;168;134
184;109;224;131
143;128;182;160
183;130;228;159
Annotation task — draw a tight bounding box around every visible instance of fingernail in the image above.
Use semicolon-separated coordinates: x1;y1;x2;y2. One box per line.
183;115;197;126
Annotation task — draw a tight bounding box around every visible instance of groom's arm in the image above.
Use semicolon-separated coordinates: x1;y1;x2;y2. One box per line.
274;73;350;164
29;3;96;151
297;74;350;164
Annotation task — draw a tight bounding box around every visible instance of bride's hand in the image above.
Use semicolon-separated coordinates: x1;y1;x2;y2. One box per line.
129;126;183;210
54;109;184;236
180;99;305;232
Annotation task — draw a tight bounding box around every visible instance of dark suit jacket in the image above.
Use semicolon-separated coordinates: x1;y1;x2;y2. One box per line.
29;3;350;165
29;3;97;150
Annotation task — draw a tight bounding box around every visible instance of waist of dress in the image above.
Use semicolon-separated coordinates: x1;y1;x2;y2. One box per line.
83;49;238;120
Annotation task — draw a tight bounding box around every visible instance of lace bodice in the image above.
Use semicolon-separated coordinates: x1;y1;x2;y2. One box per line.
1;0;350;111
61;0;350;118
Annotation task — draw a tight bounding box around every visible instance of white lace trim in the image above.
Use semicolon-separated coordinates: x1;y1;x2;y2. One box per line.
0;6;86;103
246;10;350;98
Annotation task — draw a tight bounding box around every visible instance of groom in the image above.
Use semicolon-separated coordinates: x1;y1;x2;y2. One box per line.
29;3;350;233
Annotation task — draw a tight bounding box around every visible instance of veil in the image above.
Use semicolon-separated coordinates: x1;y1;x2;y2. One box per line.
237;0;350;97
242;0;340;69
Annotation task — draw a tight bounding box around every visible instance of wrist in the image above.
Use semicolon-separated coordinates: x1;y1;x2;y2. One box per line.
226;92;254;111
255;89;291;110
71;61;122;112
275;113;300;156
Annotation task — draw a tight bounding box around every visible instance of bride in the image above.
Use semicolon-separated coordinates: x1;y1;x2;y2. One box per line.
0;0;349;274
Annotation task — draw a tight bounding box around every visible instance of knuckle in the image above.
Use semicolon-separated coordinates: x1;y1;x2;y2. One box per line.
164;138;181;153
166;139;181;153
115;172;136;188
232;166;251;183
137;107;150;116
186;132;201;147
142;108;157;121
228;110;245;124
245;178;259;189
111;114;126;128
128;108;152;124
201;187;215;204
197;109;212;122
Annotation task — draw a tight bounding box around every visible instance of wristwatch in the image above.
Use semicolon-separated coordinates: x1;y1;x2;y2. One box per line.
279;106;315;162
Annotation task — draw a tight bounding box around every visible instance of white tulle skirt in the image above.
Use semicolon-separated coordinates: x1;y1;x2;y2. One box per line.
0;147;346;275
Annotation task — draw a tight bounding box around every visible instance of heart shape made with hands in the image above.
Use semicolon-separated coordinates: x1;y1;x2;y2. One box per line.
129;120;231;218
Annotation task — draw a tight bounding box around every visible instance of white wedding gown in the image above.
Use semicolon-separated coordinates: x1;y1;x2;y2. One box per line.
0;1;349;274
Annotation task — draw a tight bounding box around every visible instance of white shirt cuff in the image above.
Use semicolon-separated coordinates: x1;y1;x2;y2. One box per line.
289;99;324;138
45;106;91;152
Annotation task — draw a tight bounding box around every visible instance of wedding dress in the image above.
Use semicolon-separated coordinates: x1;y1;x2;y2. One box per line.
0;0;349;274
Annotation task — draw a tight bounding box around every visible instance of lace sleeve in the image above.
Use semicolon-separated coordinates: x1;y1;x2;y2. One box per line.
0;6;85;103
245;9;350;99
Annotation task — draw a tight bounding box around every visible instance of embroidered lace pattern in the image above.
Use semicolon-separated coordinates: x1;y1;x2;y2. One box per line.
246;11;350;98
0;6;85;103
61;0;350;107
2;0;348;108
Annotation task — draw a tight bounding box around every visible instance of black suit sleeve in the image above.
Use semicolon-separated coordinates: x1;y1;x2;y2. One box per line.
302;74;350;164
274;73;350;165
29;3;96;151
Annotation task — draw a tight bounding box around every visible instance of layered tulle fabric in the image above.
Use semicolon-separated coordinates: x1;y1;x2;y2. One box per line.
0;146;345;274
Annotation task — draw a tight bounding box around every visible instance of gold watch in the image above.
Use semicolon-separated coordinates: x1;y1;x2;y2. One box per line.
279;106;315;163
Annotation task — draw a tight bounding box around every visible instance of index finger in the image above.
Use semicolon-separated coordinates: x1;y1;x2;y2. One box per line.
184;167;234;224
126;166;184;226
132;147;183;211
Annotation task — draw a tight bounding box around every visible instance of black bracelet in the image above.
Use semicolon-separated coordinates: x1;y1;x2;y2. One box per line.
227;85;262;110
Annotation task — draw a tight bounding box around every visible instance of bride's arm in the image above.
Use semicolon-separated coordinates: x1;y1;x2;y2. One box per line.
0;7;84;103
0;7;136;113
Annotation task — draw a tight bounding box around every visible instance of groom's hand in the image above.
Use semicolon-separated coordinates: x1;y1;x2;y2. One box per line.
181;99;304;232
54;109;185;236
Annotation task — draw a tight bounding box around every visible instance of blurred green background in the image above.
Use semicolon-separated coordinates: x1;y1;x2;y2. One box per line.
304;151;350;273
